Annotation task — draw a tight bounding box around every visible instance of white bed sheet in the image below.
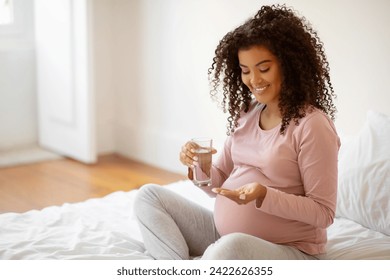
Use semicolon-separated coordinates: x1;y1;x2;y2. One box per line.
0;180;389;260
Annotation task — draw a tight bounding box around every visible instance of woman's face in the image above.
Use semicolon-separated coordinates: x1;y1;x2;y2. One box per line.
238;45;282;107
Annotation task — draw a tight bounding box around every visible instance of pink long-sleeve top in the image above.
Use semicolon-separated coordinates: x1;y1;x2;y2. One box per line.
202;101;340;255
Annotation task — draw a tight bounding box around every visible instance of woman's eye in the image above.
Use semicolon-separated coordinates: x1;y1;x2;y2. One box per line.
241;67;269;75
240;67;249;75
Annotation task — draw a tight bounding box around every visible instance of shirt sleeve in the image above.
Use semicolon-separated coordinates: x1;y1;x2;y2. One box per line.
259;113;340;228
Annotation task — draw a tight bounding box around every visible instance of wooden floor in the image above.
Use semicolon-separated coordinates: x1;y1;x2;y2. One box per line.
0;154;186;213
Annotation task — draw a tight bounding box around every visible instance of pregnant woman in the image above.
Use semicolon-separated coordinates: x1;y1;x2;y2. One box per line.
134;4;340;260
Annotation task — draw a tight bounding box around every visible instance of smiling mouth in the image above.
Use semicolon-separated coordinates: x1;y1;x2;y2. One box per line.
252;85;269;94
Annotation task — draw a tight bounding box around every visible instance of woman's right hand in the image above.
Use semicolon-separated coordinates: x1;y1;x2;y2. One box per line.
179;141;199;180
179;141;217;180
179;141;199;169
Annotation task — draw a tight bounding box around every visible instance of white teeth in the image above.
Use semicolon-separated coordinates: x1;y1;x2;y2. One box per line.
253;85;268;93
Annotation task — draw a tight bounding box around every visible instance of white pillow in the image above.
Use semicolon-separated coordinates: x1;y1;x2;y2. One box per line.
336;111;390;235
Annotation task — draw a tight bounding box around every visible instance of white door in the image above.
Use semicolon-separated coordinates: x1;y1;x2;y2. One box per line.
35;0;96;163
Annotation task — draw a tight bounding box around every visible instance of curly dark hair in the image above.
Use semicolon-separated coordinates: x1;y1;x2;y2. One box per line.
208;4;336;135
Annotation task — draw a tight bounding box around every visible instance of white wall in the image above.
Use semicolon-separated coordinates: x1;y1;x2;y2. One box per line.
106;0;390;174
92;0;115;154
111;0;266;173
0;0;36;151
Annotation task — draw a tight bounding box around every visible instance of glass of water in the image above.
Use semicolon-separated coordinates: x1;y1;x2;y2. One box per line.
191;137;212;187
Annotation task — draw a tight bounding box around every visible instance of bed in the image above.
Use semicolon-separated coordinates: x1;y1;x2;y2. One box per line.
0;110;389;260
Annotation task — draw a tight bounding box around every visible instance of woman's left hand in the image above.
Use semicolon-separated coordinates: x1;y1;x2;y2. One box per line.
212;182;267;206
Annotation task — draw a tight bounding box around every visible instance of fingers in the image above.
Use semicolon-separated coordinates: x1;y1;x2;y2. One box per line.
179;141;199;168
179;140;218;171
212;188;249;205
211;183;265;205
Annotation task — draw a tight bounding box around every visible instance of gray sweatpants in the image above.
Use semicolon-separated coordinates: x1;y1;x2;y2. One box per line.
134;184;316;260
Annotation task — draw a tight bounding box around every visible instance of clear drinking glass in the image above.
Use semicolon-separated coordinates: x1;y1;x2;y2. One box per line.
191;137;213;187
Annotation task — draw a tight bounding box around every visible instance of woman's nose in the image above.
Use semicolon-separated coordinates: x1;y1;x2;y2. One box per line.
250;72;263;85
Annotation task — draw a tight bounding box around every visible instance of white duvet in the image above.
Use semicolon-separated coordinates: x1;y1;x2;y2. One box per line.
0;180;389;260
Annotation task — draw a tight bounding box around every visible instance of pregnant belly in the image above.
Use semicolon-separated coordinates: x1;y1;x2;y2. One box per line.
213;195;313;244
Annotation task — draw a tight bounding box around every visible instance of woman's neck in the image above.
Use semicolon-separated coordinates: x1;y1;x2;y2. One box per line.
263;103;281;119
259;104;282;130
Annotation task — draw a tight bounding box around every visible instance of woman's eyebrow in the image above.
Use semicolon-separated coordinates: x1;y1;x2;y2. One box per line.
239;59;272;68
